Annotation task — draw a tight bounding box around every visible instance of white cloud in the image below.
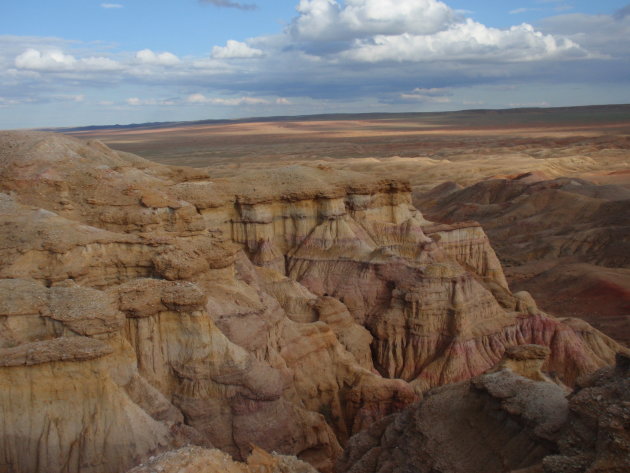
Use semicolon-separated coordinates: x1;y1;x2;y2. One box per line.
342;20;586;63
81;56;121;70
135;49;180;65
14;48;120;71
211;40;264;58
101;3;123;8
400;93;451;103
400;87;451;103
15;49;76;70
127;97;177;106
186;93;269;105
186;93;210;104
290;0;455;41
286;0;586;64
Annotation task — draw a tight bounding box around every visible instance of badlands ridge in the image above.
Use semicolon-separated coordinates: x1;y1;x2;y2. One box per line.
0;131;627;473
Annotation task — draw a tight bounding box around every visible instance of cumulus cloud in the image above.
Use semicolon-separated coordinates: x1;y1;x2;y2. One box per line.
285;0;587;65
15;49;76;70
342;20;585;63
211;40;263;58
14;48;120;71
200;0;257;11
135;49;180;65
291;0;455;41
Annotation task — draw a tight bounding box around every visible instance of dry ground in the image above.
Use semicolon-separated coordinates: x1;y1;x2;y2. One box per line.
65;107;630;192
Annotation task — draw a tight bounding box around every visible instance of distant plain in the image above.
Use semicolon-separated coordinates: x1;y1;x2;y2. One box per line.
64;105;630;190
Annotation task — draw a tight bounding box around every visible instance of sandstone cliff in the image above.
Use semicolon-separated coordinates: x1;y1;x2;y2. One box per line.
0;131;625;473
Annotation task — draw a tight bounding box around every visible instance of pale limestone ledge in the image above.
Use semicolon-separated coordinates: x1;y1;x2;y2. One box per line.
188;182;505;291
201;192;424;252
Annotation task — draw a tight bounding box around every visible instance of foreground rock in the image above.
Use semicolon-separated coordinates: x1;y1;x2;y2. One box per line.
543;352;630;473
0;131;626;473
127;446;317;473
336;347;630;473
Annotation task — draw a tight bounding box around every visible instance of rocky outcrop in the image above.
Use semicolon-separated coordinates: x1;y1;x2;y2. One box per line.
542;352;630;473
0;131;626;473
336;348;630;473
336;344;570;473
127;445;318;473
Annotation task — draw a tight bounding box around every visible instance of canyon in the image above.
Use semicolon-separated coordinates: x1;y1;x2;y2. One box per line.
0;126;628;473
67;106;630;345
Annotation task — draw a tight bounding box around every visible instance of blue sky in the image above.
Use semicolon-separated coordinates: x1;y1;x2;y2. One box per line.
1;0;629;128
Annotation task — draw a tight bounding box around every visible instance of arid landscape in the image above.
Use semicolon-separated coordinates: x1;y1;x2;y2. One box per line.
4;0;630;470
65;105;630;345
0;105;629;473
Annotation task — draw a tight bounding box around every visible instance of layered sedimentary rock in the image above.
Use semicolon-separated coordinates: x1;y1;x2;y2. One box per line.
0;131;626;473
336;348;630;473
415;174;630;345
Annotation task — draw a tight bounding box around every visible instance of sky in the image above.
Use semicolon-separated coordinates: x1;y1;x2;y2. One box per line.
1;0;629;129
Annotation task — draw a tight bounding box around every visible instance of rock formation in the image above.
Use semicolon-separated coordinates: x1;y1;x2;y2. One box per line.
415;174;630;345
0;131;626;473
543;352;630;473
127;445;318;473
336;344;570;473
336;347;630;473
